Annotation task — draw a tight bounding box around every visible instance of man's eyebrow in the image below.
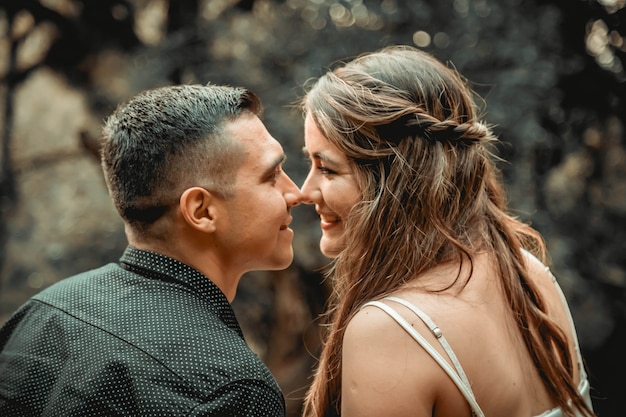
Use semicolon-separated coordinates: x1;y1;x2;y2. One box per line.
263;154;287;177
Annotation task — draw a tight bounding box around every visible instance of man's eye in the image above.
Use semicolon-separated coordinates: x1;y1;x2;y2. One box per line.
269;167;282;181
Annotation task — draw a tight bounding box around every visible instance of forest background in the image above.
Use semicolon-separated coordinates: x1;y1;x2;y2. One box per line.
0;0;625;416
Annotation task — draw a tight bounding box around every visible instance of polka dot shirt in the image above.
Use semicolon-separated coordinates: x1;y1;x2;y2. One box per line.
0;246;286;416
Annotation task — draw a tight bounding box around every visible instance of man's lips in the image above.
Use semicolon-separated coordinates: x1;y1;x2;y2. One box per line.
280;216;293;231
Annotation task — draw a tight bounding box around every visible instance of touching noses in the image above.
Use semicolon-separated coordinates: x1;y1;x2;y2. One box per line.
299;170;320;205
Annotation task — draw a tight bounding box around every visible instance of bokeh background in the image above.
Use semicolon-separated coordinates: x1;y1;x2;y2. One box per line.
0;0;624;415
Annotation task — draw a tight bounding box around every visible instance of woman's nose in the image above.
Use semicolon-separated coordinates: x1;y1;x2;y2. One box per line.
299;172;320;205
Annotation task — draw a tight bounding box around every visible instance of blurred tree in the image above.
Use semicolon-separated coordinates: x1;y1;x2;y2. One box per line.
537;2;626;415
166;0;200;83
0;0;624;415
0;0;144;285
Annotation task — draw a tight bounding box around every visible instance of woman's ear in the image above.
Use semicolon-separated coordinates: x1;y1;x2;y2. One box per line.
179;187;218;233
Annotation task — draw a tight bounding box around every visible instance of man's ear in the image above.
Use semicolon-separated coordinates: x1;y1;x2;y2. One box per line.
179;187;218;233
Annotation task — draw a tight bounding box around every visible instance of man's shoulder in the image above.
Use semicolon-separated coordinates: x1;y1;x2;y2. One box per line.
25;264;258;368
30;262;123;303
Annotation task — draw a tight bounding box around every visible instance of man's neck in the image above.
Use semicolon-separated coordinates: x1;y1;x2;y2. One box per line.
126;234;240;302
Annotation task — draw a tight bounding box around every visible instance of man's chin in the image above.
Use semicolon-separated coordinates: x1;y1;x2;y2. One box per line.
265;251;294;271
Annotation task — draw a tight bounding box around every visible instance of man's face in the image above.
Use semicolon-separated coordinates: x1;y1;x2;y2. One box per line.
215;114;301;273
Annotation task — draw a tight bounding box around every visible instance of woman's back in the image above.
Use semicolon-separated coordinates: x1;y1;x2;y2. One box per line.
341;251;584;417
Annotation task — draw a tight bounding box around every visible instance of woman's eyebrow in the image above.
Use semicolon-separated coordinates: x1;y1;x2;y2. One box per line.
301;146;338;166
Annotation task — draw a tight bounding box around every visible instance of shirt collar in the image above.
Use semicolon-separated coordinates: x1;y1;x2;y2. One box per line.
119;245;243;337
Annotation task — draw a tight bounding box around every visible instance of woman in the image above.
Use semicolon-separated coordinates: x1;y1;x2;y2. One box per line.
299;45;594;417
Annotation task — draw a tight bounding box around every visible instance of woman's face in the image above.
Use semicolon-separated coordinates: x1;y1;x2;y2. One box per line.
301;113;361;258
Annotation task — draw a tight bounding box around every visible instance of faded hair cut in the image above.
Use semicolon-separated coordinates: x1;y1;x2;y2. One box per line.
101;84;262;236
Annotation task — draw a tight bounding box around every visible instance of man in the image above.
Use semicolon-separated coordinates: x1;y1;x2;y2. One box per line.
0;84;301;416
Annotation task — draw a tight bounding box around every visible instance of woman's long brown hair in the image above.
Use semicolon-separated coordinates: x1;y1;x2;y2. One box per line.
301;45;594;417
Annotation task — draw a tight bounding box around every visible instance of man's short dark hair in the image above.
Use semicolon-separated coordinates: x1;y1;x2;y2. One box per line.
101;84;262;232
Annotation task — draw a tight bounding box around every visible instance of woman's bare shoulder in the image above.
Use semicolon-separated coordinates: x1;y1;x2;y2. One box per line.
341;302;442;417
520;250;568;311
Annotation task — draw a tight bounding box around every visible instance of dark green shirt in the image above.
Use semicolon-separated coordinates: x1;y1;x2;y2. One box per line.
0;246;286;416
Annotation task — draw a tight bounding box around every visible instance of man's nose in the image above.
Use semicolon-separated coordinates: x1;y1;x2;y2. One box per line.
283;175;303;208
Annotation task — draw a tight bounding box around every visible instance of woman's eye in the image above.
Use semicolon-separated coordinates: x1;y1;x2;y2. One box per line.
304;155;336;175
318;166;335;175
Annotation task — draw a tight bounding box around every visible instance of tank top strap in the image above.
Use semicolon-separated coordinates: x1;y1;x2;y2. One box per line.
544;264;593;410
520;249;589;383
385;296;473;388
521;249;594;413
362;298;485;417
546;267;588;382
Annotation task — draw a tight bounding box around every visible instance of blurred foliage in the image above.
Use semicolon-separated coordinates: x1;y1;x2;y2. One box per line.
1;0;625;415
